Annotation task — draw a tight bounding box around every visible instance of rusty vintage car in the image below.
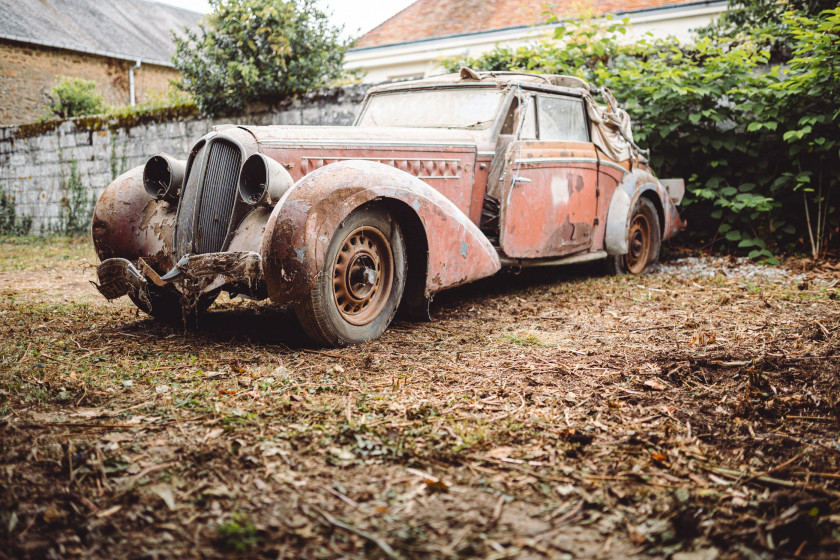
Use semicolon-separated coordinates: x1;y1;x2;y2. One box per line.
91;68;685;346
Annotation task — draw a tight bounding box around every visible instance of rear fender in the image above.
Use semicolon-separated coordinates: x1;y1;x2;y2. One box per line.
91;166;177;272
604;169;683;255
261;160;501;305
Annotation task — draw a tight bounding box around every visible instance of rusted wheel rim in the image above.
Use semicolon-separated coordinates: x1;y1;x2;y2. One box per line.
625;212;652;274
332;226;394;326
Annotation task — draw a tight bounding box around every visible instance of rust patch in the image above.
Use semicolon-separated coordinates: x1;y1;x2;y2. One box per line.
261;161;499;305
91;166;176;272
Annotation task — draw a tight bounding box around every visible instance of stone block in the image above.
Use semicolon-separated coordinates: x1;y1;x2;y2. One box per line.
88;172;112;190
35;148;60;164
72;145;96;162
33;163;61;178
35;136;56;152
58;134;77;149
275;110;303;125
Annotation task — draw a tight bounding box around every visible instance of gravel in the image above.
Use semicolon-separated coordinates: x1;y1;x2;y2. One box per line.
658;256;804;282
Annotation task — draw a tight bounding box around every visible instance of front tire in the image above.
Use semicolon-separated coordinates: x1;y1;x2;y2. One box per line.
606;197;661;275
295;206;407;346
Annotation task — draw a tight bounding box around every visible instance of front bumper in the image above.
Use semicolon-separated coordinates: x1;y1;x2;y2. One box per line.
93;251;264;302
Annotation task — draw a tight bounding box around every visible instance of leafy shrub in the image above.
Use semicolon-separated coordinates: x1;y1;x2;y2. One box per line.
0;190;32;236
443;6;840;259
61;159;92;235
172;0;349;117
46;77;105;118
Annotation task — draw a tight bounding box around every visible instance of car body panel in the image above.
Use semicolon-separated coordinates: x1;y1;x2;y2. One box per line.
260;159;501;304
499;141;600;259
91;167;177;273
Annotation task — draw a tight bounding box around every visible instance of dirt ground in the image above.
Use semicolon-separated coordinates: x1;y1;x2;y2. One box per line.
1;236;839;559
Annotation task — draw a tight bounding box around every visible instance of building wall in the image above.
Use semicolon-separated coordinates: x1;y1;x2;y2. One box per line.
0;83;372;235
0;39;180;125
346;3;726;83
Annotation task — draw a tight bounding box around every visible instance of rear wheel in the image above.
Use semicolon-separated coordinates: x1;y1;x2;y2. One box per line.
606;197;661;275
295;206;406;346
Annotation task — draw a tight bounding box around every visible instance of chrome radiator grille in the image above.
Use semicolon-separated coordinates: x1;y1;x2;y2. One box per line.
175;140;241;258
175;144;204;258
196;141;241;254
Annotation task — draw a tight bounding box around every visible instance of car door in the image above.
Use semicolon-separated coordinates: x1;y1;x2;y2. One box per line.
498;93;600;259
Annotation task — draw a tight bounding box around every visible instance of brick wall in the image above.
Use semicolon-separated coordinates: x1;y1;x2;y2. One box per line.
0;83;372;235
0;39;181;125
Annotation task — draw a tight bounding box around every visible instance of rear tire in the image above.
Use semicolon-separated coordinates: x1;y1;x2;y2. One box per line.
606;197;661;275
295;206;406;346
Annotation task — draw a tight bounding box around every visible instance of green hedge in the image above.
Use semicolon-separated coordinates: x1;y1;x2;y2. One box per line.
444;7;840;260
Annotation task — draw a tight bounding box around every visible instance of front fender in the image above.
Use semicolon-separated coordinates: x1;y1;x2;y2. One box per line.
261;160;501;304
604;169;683;255
91;166;177;272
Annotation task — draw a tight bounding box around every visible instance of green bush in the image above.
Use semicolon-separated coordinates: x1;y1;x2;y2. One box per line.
171;0;349;117
61;159;92;235
0;191;32;236
46;77;105;118
443;6;840;259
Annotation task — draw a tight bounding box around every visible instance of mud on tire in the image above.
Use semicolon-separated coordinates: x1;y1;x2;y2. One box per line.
295;205;407;346
606;197;661;275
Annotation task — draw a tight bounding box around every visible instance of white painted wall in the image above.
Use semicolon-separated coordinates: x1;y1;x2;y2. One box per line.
346;2;727;83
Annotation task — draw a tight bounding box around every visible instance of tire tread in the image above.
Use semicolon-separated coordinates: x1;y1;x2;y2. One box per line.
294;205;406;346
605;197;661;275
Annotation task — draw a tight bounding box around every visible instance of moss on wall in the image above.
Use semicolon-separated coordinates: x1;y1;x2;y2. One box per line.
11;103;199;140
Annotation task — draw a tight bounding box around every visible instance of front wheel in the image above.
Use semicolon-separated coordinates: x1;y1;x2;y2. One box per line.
606;197;661;275
295;206;407;346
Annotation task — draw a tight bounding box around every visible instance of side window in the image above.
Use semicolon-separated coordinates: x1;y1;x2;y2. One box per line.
500;95;537;138
518;96;537;140
537;96;588;142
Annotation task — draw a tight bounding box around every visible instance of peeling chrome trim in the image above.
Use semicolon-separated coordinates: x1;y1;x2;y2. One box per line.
513;157;599;165
599;160;630;174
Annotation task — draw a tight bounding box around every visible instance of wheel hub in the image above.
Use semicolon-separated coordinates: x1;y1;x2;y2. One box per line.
332;226;394;326
348;254;377;299
625;213;651;274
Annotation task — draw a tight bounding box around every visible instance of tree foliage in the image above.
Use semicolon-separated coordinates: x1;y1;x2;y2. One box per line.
701;0;835;39
443;6;840;259
172;0;349;117
46;77;105;119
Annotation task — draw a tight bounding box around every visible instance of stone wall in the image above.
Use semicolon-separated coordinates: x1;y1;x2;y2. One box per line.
0;83;372;235
0;39;181;125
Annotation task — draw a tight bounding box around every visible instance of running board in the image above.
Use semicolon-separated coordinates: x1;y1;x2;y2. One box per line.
500;250;607;268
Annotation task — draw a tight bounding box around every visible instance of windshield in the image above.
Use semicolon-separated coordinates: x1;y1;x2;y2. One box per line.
357;88;505;129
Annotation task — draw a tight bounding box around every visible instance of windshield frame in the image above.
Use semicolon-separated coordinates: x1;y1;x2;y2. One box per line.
354;84;508;131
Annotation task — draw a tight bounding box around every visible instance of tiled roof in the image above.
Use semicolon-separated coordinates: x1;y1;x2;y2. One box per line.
0;0;202;66
355;0;701;48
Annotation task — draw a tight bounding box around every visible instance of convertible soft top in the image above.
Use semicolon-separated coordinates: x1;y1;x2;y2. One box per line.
368;67;642;163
